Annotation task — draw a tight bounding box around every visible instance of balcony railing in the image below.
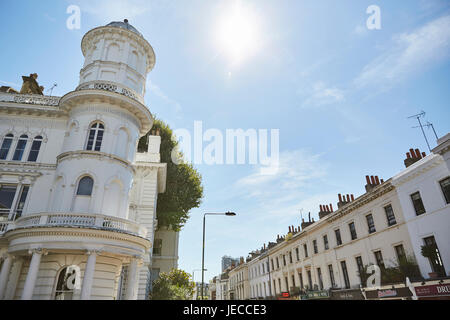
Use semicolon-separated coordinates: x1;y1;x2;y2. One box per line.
4;212;147;238
0;92;61;106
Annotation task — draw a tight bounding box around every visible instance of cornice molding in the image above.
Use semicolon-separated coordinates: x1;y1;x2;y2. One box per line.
59;89;153;135
5;227;151;249
57;150;135;174
391;155;444;187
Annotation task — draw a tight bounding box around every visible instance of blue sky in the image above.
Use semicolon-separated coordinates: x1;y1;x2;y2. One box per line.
1;0;450;283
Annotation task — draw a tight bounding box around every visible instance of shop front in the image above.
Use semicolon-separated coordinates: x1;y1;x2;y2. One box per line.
414;283;450;300
365;287;413;300
330;289;364;300
300;290;330;300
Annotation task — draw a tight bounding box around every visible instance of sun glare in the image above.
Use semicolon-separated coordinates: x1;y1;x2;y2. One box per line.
216;1;262;66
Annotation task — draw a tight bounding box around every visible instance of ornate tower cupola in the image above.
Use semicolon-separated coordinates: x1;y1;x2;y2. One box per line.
56;20;157;219
78;19;155;103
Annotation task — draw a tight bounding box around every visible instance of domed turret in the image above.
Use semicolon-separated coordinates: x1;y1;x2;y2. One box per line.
77;19;155;100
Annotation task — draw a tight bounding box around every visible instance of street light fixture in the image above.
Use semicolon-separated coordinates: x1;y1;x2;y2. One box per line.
201;211;236;300
192;268;207;283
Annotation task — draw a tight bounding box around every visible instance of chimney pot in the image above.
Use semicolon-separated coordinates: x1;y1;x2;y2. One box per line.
415;149;421;159
410;149;416;158
370;176;375;185
406;152;411;159
330;204;333;212
351;194;355;201
320;205;323;212
346;194;350;202
375;176;380;185
338;194;342;202
366;175;371;185
422;152;426;158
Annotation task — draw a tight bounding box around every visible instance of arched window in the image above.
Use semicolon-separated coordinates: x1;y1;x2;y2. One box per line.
27;135;43;162
85;122;104;151
76;176;94;196
54;266;78;300
12;135;28;161
0;134;13;160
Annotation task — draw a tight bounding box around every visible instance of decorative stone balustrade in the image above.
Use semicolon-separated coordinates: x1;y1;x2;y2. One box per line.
0;92;61;106
76;81;144;104
8;212;147;238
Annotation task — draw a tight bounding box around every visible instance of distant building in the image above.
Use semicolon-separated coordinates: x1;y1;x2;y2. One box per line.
222;255;239;272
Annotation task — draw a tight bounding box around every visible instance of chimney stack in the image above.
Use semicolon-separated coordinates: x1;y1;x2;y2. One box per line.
301;214;314;229
338;193;355;208
404;148;426;168
365;175;383;192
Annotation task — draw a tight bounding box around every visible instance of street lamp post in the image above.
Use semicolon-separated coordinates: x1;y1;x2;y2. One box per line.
201;211;236;300
192;268;207;300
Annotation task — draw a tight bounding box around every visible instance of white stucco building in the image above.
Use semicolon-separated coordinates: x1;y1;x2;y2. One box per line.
392;145;450;279
0;20;170;300
214;140;450;300
247;247;271;299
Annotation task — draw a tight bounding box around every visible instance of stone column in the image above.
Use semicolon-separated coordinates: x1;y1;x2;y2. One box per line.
125;256;139;300
80;250;98;300
4;258;23;300
0;254;13;299
21;248;46;300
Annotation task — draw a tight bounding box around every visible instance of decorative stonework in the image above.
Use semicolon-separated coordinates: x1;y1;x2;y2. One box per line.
13;94;60;106
75;81;142;104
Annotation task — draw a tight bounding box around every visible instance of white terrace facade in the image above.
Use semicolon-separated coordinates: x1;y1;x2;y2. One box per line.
233;141;450;299
0;20;168;300
247;249;272;299
228;259;249;300
268;177;415;296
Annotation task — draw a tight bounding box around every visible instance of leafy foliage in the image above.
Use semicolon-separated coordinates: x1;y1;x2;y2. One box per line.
150;269;195;300
360;255;422;287
138;118;204;231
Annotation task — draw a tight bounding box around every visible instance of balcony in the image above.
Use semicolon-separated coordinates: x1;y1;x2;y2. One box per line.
3;212;147;238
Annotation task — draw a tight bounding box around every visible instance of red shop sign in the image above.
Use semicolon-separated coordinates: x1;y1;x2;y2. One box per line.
415;284;450;297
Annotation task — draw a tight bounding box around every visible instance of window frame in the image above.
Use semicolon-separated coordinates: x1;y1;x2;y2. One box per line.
366;213;376;234
340;260;351;289
323;234;329;250
76;176;94;196
439;177;450;205
374;250;385;269
335;228;342;246
328;264;336;288
85;122;105;151
349;222;357;240
12;134;28;161
313;239;318;254
0;133;14;160
384;204;397;227
27;135;43;162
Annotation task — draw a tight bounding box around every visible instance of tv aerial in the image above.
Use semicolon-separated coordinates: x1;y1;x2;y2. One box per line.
47;83;57;96
408;111;432;152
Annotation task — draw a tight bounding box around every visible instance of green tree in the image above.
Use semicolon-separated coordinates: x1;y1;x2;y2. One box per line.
150;269;195;300
138;118;204;231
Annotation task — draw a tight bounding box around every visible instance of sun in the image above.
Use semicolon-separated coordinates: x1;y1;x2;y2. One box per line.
215;1;262;66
